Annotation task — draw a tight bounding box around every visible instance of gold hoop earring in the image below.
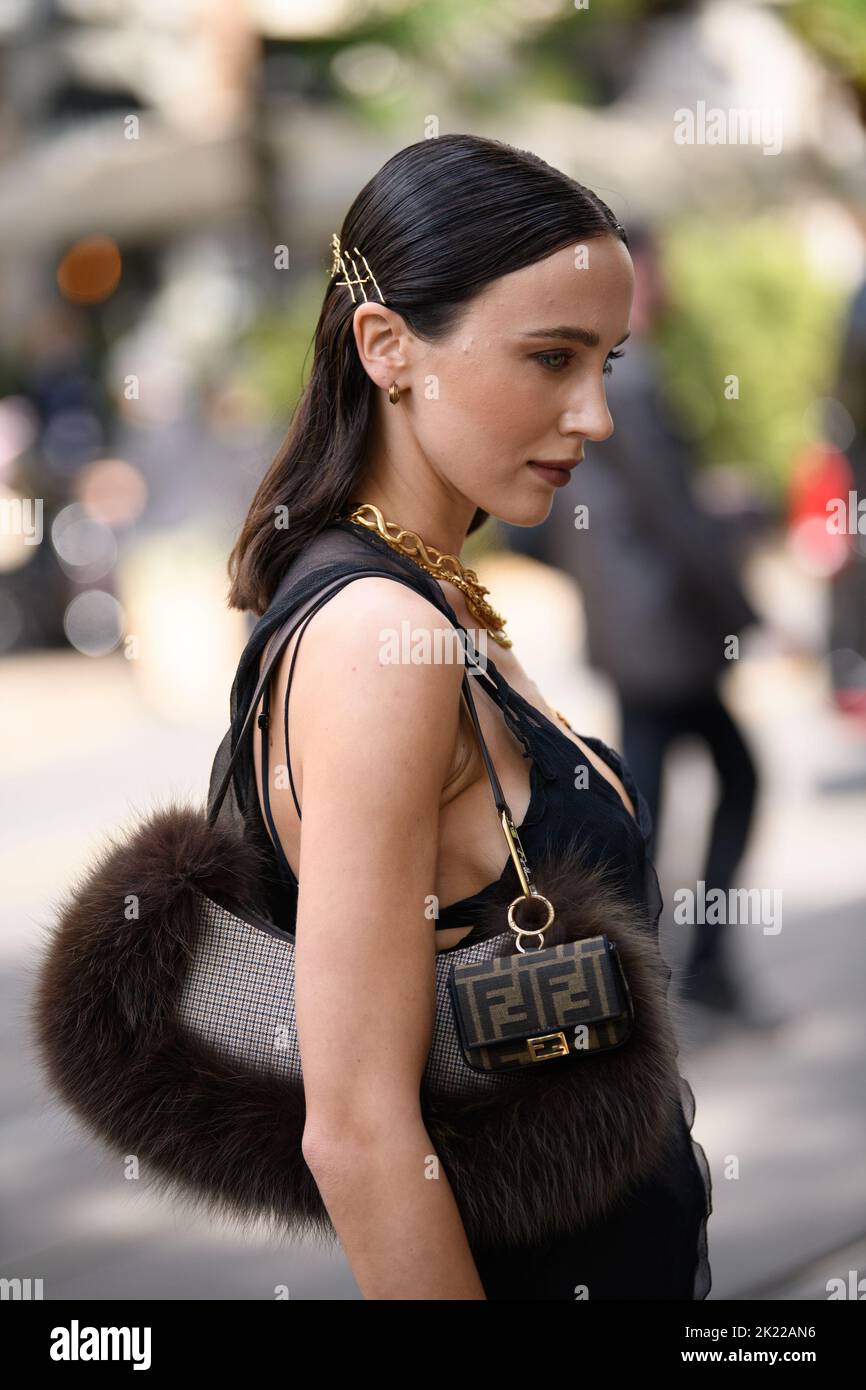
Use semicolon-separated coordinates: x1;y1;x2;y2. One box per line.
388;382;400;404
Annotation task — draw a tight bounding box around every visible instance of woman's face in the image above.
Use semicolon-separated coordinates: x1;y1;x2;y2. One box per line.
406;234;634;526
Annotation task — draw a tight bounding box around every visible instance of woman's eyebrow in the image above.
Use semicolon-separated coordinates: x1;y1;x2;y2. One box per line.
519;326;631;348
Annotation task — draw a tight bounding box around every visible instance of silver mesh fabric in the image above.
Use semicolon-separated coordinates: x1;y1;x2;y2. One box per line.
177;891;510;1096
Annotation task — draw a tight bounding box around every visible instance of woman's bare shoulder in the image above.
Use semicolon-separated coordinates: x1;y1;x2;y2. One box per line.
276;573;466;770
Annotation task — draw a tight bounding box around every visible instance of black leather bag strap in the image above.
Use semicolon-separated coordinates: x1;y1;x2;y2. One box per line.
207;568;515;833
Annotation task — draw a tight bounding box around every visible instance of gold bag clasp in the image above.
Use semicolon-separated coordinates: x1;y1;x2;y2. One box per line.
526;1031;570;1062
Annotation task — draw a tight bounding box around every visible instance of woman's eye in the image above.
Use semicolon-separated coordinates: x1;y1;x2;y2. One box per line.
534;350;572;372
534;347;626;375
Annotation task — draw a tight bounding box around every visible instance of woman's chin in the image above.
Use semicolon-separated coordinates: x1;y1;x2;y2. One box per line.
490;493;556;529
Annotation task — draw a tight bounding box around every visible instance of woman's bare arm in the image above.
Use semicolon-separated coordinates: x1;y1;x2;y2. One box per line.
280;577;487;1300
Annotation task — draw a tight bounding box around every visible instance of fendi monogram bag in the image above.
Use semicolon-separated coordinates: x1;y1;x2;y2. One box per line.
449;938;633;1073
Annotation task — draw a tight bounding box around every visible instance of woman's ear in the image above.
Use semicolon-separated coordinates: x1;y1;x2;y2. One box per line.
352;302;409;390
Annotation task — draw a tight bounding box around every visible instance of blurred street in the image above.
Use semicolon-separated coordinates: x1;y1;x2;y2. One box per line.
3;551;865;1301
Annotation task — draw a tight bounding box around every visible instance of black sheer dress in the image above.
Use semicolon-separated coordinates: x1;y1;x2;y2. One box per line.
208;519;712;1300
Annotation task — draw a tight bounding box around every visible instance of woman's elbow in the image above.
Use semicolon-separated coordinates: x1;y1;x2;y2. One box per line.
302;1093;423;1174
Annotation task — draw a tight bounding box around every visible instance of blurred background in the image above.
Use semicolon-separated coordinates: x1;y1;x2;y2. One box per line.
2;0;865;1301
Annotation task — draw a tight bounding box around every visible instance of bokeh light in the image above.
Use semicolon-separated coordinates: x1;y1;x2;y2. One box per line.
51;502;117;581
56;235;122;305
76;457;149;527
62;589;125;657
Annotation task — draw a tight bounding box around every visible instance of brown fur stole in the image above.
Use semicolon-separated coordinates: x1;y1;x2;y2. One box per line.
30;804;683;1251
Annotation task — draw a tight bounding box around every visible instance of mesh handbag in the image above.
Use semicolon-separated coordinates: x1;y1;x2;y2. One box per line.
31;568;685;1251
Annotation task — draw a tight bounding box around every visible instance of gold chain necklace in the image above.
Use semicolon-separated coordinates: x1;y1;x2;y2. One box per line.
340;502;512;648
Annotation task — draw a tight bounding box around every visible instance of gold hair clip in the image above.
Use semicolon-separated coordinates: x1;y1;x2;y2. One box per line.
330;232;385;304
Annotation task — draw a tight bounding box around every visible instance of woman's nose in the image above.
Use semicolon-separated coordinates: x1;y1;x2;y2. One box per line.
559;380;614;444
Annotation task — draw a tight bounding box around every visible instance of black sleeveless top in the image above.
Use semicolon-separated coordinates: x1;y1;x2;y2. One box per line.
208;519;712;1300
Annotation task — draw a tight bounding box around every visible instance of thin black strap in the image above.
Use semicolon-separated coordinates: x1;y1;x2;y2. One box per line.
256;612;306;842
207;568;512;830
279;599;322;820
258;670;294;880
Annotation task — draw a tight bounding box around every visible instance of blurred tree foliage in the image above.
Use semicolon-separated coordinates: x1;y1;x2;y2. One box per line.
788;0;866;110
656;217;846;498
262;0;694;125
236;278;324;417
262;0;866;126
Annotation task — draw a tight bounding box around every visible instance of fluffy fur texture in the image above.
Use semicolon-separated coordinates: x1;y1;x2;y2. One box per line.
30;803;683;1251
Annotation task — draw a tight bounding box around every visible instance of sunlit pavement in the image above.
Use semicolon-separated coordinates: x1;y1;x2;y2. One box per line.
2;552;865;1300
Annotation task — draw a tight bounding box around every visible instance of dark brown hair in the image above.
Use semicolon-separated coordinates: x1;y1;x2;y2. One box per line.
228;133;628;615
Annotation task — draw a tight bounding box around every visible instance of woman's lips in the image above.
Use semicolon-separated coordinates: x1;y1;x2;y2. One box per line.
527;460;576;487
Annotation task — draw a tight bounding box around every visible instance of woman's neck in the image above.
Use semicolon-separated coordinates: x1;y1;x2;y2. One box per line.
345;490;474;559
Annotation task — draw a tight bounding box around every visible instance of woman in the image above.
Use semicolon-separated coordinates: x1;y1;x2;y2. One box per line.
220;133;712;1300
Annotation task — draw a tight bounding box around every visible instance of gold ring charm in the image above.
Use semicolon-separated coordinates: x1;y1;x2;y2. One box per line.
507;893;555;953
